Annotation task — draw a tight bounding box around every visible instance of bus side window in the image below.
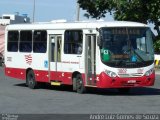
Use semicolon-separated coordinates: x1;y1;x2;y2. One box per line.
19;31;32;52
51;43;55;62
57;36;62;62
33;30;47;53
64;30;83;54
7;31;19;52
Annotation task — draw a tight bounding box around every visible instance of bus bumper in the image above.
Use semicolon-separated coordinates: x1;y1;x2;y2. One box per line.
97;72;155;88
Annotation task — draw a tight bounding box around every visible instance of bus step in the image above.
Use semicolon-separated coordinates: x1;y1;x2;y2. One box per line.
51;81;61;86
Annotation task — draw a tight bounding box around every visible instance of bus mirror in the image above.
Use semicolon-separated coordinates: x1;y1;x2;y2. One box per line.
97;36;102;47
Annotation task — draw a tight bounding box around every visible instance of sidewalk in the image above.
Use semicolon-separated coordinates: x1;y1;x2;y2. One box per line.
155;68;160;75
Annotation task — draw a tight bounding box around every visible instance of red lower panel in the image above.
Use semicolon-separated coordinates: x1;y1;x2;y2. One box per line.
5;67;155;89
34;70;49;82
97;72;155;88
5;67;49;82
5;67;73;85
5;67;26;80
50;71;72;85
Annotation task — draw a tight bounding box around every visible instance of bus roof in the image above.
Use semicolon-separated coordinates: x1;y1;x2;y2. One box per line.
6;21;148;30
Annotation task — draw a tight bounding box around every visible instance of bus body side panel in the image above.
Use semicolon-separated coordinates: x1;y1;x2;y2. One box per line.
34;69;49;82
49;71;73;85
4;66;75;85
5;67;49;83
5;67;26;80
5;53;49;83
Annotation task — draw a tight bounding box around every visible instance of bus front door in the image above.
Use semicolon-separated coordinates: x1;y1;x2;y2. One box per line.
49;35;62;84
85;35;96;86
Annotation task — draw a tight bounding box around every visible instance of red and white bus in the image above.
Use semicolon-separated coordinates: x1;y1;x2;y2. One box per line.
4;21;155;93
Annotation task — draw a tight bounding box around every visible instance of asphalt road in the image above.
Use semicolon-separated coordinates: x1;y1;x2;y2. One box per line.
0;67;160;114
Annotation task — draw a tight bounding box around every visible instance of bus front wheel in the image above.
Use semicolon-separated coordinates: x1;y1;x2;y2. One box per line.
26;70;37;89
75;74;86;94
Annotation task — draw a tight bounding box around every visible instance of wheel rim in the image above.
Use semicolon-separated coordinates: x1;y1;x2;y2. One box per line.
76;75;85;93
77;77;82;90
28;73;34;86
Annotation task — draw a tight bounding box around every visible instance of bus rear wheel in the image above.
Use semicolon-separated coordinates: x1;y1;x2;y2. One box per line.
26;70;37;89
75;74;86;94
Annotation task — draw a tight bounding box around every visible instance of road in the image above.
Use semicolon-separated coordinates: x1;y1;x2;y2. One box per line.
0;67;160;114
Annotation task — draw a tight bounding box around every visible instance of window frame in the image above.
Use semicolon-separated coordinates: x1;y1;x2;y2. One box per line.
33;30;47;53
19;30;32;52
64;30;83;54
7;30;19;52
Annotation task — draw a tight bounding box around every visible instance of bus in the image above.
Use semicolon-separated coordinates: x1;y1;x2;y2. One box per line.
4;21;155;93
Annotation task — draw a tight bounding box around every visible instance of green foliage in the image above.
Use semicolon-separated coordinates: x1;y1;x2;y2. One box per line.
78;0;113;19
154;36;160;54
114;0;149;23
78;0;160;36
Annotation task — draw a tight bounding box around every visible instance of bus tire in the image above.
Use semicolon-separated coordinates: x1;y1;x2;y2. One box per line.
26;70;37;89
76;74;86;94
118;88;130;94
73;77;77;91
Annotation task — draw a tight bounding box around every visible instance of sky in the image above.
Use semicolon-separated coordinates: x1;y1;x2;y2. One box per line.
0;0;156;34
0;0;113;22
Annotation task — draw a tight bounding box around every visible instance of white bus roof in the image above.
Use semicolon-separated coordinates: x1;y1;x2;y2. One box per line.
6;21;148;30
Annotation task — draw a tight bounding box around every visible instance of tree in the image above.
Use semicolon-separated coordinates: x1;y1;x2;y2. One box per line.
78;0;113;19
78;0;160;36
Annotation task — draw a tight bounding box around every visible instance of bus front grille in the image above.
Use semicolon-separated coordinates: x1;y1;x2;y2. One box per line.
118;73;143;78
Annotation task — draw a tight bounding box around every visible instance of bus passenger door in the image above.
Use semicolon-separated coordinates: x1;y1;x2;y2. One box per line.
49;35;62;82
85;35;96;86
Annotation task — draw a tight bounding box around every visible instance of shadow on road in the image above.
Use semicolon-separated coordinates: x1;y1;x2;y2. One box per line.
88;87;160;96
14;83;160;96
14;83;74;92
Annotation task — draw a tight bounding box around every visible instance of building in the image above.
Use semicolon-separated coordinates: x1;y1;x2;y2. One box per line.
0;13;30;65
0;14;30;25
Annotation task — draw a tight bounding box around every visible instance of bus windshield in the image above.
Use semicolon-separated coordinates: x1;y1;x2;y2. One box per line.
100;27;154;68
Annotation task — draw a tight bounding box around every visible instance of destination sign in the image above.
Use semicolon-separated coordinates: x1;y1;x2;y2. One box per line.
111;28;140;35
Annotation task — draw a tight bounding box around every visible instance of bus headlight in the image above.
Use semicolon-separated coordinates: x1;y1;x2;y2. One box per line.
145;69;154;76
104;70;117;78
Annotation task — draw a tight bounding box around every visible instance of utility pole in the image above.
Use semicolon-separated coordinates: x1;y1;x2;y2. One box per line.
76;0;80;21
33;0;35;23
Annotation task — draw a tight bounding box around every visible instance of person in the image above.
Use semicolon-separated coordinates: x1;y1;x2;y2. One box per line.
122;40;130;54
122;44;129;54
77;44;82;54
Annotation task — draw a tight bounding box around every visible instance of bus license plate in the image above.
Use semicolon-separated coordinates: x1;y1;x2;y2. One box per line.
127;80;136;83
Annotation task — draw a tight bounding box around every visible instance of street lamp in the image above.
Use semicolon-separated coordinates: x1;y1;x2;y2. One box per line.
33;0;35;23
76;0;80;21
